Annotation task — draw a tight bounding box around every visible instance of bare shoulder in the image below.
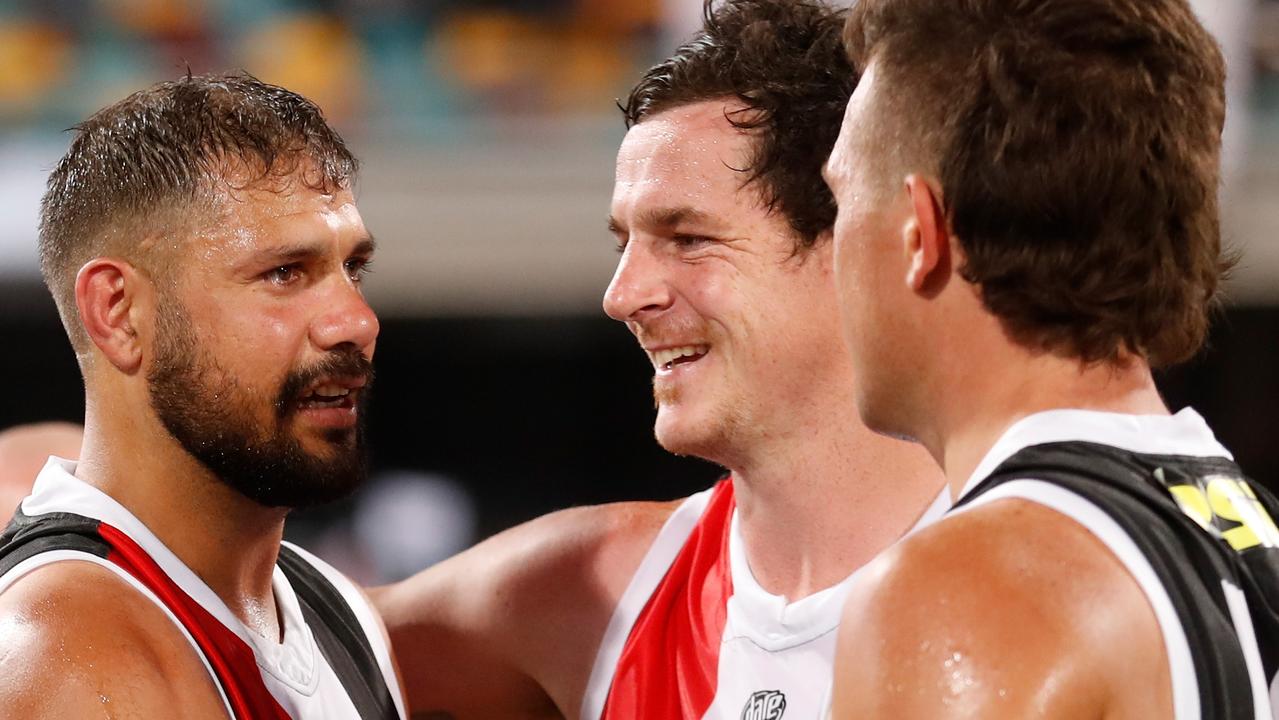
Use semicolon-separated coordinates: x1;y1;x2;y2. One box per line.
377;498;680;625
375;498;682;719
0;560;226;719
831;498;1170;720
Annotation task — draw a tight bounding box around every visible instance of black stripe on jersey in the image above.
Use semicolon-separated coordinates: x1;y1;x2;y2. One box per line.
0;508;109;578
277;544;399;720
957;441;1279;720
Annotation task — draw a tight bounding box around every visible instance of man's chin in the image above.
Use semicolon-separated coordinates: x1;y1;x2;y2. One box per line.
235;460;367;510
200;433;368;509
654;407;720;460
295;428;358;455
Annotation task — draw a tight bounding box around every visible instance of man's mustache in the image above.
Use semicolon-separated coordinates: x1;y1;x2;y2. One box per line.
275;347;375;419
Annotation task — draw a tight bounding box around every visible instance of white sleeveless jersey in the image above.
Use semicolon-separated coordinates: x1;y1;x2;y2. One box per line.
581;477;950;720
0;458;407;720
954;408;1276;720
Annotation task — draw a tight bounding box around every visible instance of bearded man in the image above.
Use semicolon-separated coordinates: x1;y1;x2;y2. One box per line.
0;73;404;719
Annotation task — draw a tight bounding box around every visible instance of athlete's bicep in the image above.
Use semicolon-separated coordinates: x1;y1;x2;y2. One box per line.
0;561;228;719
373;512;590;719
374;500;675;720
830;500;1161;719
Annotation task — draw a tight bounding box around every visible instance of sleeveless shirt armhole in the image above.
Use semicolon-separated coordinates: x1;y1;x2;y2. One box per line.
0;549;236;718
954;480;1201;720
279;541;408;720
579;486;719;720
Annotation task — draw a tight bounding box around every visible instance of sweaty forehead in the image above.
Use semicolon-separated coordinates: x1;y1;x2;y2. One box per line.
193;183;364;257
613;101;756;213
617;101;753;175
212;179;357;238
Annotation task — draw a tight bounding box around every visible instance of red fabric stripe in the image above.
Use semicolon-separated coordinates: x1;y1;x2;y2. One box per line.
601;478;736;719
98;522;292;720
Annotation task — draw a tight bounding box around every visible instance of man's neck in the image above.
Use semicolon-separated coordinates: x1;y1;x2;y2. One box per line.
932;351;1168;500
77;402;288;641
728;411;945;602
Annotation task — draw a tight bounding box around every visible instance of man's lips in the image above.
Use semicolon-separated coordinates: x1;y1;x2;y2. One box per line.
645;344;710;371
294;375;367;415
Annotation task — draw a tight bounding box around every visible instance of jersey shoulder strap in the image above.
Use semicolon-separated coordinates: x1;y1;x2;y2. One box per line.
957;441;1279;720
0;507;110;577
277;544;399;720
0;508;291;719
601;477;737;720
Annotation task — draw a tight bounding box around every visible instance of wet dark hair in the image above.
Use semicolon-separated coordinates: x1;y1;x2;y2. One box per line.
39;71;358;352
845;0;1229;367
621;0;854;250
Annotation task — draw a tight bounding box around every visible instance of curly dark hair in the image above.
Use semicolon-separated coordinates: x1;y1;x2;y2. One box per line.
39;71;358;353
845;0;1229;367
621;0;854;250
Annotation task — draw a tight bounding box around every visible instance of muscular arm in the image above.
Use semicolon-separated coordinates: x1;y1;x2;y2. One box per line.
830;499;1171;720
0;561;228;720
374;500;677;720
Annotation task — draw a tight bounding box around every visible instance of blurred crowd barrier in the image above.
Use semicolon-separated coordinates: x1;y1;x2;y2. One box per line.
0;1;1276;312
1;1;1275;133
0;0;664;135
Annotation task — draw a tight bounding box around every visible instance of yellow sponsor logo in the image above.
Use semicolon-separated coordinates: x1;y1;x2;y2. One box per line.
1166;473;1279;552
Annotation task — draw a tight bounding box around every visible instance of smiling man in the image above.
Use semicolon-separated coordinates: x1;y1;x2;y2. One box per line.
375;2;946;718
0;74;404;719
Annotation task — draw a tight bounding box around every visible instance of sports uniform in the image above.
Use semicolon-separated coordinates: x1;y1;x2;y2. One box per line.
0;457;406;720
582;477;950;720
953;408;1279;720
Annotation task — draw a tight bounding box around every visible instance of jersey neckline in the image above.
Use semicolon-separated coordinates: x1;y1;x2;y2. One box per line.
24;457;323;693
960;407;1230;501
724;484;951;651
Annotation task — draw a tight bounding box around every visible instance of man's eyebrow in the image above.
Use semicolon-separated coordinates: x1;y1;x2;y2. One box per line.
642;206;720;230
613;206;727;234
352;235;377;256
244;242;324;266
242;234;377;267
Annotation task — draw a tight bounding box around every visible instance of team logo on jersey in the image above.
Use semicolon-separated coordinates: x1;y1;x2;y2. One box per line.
1158;468;1279;552
741;690;786;720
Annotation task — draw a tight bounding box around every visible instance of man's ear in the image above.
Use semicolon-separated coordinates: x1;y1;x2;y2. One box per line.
902;174;952;297
75;259;152;374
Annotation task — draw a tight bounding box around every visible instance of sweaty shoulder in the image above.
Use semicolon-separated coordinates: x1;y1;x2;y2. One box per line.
830;497;1171;720
375;498;682;720
0;560;227;719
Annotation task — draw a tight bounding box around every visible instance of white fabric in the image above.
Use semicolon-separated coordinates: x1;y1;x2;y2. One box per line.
958;408;1232;499
3;457;406;720
702;489;950;720
283;542;408;720
580;481;951;720
955;407;1273;720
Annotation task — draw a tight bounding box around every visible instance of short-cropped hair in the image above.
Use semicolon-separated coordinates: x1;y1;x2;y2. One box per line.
845;0;1229;366
39;72;358;352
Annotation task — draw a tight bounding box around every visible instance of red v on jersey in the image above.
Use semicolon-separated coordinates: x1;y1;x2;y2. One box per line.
98;522;293;720
601;479;736;719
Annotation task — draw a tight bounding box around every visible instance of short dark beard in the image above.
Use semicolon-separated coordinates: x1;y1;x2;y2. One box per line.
147;297;373;509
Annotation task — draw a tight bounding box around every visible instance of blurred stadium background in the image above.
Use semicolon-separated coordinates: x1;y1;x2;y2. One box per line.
0;0;1276;583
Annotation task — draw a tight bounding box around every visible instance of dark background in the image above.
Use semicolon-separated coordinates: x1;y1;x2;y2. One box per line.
1;0;1277;580
6;286;1276;544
